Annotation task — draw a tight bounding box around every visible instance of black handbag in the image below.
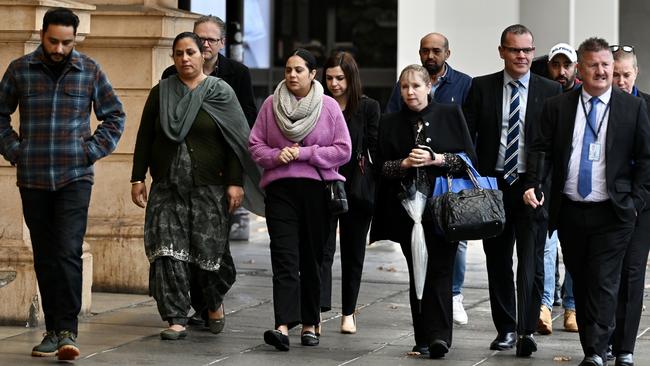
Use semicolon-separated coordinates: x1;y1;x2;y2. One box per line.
316;167;349;215
428;158;505;242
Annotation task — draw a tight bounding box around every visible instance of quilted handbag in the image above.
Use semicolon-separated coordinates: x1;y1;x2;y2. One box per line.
428;154;505;242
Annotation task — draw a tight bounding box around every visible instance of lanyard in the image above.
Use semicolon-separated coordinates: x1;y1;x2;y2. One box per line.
579;93;610;137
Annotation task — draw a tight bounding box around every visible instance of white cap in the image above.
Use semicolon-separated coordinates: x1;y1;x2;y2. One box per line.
548;43;577;63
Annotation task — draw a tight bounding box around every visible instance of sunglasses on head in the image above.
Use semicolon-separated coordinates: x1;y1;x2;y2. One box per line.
610;45;634;53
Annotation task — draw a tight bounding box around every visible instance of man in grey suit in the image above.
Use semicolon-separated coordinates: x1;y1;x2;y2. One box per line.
524;38;650;366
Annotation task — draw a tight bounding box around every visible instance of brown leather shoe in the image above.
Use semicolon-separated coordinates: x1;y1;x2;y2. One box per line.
537;305;552;335
564;309;578;332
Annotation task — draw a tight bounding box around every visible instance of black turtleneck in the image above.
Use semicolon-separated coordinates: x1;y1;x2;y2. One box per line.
43;53;71;81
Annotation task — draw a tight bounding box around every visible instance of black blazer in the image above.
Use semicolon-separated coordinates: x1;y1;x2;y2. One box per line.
526;87;650;230
339;96;380;180
371;102;477;243
162;53;258;127
463;71;562;177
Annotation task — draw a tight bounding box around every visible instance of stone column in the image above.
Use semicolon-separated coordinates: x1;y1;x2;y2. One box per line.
74;2;197;293
0;0;95;326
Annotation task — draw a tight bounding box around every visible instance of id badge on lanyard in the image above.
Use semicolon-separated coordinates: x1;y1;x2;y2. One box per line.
588;142;601;161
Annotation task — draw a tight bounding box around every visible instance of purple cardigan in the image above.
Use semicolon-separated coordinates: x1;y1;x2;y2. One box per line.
249;94;352;188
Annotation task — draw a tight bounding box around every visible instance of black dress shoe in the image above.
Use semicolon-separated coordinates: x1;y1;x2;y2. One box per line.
428;339;449;359
607;344;615;361
489;332;516;350
615;352;634;366
411;344;429;356
579;354;604;366
263;330;290;351
515;334;537;357
300;331;319;346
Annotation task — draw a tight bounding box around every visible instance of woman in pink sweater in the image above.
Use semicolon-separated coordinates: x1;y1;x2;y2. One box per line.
249;48;351;351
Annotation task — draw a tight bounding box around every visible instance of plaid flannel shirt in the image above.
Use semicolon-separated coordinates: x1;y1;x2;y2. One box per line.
0;46;125;190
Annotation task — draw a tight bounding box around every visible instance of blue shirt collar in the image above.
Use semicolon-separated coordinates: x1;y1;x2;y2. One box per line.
503;70;530;89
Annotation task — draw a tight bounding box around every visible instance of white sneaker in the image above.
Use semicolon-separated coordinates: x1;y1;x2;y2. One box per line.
453;294;468;325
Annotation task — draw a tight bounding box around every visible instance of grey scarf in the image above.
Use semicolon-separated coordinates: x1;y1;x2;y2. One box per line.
159;75;265;216
272;79;323;142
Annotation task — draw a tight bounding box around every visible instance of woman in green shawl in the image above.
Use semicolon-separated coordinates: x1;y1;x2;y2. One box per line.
130;32;263;340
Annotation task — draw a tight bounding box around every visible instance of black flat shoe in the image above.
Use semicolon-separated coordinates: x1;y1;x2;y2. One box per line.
411;344;429;356
264;330;290;351
428;339;449;359
615;352;634;366
160;328;187;340
208;304;226;334
489;332;516;350
301;330;319;346
515;334;537;357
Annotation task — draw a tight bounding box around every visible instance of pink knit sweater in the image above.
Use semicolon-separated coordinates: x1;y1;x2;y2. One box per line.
249;94;352;188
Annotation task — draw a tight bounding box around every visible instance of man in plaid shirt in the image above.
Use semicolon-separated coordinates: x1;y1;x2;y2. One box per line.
0;7;125;361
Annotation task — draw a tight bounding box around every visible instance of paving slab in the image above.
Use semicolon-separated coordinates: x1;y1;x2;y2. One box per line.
1;215;649;365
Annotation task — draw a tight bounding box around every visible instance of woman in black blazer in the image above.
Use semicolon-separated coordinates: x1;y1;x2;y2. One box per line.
371;64;476;358
319;51;380;334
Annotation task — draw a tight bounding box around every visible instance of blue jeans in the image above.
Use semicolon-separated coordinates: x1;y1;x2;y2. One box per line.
452;240;467;296
542;231;559;309
563;271;576;310
542;231;576;310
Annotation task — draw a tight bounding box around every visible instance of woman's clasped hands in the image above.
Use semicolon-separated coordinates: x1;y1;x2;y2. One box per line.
402;146;443;169
277;143;300;164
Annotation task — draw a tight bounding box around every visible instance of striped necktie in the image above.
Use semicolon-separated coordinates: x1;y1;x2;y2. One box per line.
504;80;522;185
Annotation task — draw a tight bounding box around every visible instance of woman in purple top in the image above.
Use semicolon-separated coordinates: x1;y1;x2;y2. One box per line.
249;48;351;351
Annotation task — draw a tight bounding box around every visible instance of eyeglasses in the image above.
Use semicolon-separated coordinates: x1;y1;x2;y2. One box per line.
201;37;222;46
610;45;634;53
501;46;536;55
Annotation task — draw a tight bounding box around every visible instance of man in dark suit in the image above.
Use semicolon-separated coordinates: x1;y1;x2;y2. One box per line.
463;24;561;357
607;45;650;366
161;15;258;326
524;38;650;366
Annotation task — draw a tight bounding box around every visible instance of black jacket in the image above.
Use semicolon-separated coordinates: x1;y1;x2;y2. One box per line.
463;71;562;176
371;102;476;243
526;87;650;230
339;96;380;180
162;53;257;127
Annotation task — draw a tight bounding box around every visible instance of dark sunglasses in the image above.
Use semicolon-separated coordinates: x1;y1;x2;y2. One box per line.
610;45;634;53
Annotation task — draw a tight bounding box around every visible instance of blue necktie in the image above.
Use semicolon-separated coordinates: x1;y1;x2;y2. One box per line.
504;81;522;185
577;97;600;198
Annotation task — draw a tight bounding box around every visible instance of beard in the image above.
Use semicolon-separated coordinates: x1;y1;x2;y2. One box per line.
43;49;71;65
423;61;443;76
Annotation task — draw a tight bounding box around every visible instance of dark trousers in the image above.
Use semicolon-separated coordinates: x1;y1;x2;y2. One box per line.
398;223;457;347
265;178;330;329
558;198;633;360
611;209;650;354
482;176;546;335
320;200;372;315
19;180;92;335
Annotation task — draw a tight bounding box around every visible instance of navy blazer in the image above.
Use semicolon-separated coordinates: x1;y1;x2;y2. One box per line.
526;87;650;231
463;71;562;177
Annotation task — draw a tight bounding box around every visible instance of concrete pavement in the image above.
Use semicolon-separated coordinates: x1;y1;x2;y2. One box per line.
0;214;648;365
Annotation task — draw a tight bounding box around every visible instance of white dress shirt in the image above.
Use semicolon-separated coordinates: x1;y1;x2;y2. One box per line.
496;70;530;173
563;87;612;202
